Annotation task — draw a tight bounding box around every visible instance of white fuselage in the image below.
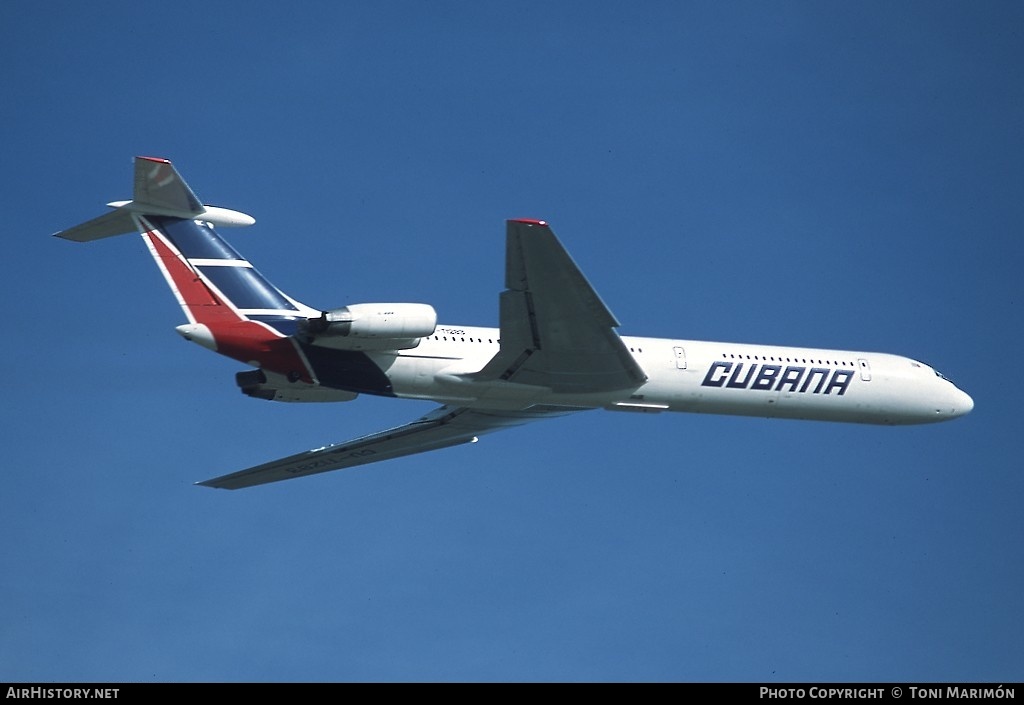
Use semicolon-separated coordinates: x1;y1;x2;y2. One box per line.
57;158;974;488
371;325;973;425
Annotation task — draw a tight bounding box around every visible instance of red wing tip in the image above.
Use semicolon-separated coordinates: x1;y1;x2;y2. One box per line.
137;156;171;164
509;218;548;226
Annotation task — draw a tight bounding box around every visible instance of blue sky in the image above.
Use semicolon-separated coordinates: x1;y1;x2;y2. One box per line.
2;1;1021;682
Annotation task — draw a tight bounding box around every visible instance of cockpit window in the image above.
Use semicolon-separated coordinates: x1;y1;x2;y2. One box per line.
921;360;952;382
917;359;954;383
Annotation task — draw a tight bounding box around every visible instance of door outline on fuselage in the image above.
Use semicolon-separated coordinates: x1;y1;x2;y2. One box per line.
858;358;872;382
673;346;687;370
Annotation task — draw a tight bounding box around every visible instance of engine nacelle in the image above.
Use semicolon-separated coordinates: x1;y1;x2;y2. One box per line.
236;369;359;403
299;303;437;349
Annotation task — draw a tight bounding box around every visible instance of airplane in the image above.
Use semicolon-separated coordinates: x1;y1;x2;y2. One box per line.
55;157;974;489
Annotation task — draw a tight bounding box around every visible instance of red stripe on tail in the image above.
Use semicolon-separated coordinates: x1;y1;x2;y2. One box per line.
144;230;315;383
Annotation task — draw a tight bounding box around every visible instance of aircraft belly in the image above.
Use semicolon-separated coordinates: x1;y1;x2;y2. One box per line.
386;351;624;410
299;344;395;397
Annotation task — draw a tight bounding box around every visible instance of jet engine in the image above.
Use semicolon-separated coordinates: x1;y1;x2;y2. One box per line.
297;303;437;350
236;368;359;403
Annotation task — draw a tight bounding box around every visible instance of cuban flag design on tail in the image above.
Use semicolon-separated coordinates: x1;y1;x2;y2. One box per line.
139;214;320;384
55;157;396;399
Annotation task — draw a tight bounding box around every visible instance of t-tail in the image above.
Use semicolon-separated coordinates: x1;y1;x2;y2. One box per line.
54;156;393;402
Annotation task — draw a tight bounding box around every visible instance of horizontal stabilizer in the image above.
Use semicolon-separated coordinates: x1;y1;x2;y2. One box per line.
54;157;254;242
53;208;138;243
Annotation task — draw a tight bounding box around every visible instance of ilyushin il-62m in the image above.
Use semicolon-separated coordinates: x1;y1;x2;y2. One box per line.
56;157;973;489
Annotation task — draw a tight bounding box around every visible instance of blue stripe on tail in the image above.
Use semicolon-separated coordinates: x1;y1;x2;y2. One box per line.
148;216;305;316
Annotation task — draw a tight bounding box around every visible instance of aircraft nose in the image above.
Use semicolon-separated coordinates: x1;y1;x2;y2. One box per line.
951;388;974;417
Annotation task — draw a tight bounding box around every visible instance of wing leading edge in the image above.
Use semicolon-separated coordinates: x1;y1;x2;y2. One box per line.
198;404;580;489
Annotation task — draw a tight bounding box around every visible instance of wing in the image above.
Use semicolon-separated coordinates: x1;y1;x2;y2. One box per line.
475;219;646;393
197;404;580;489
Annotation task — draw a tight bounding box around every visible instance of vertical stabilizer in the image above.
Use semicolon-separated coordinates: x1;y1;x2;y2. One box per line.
132;156;205;214
53;158;320;381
